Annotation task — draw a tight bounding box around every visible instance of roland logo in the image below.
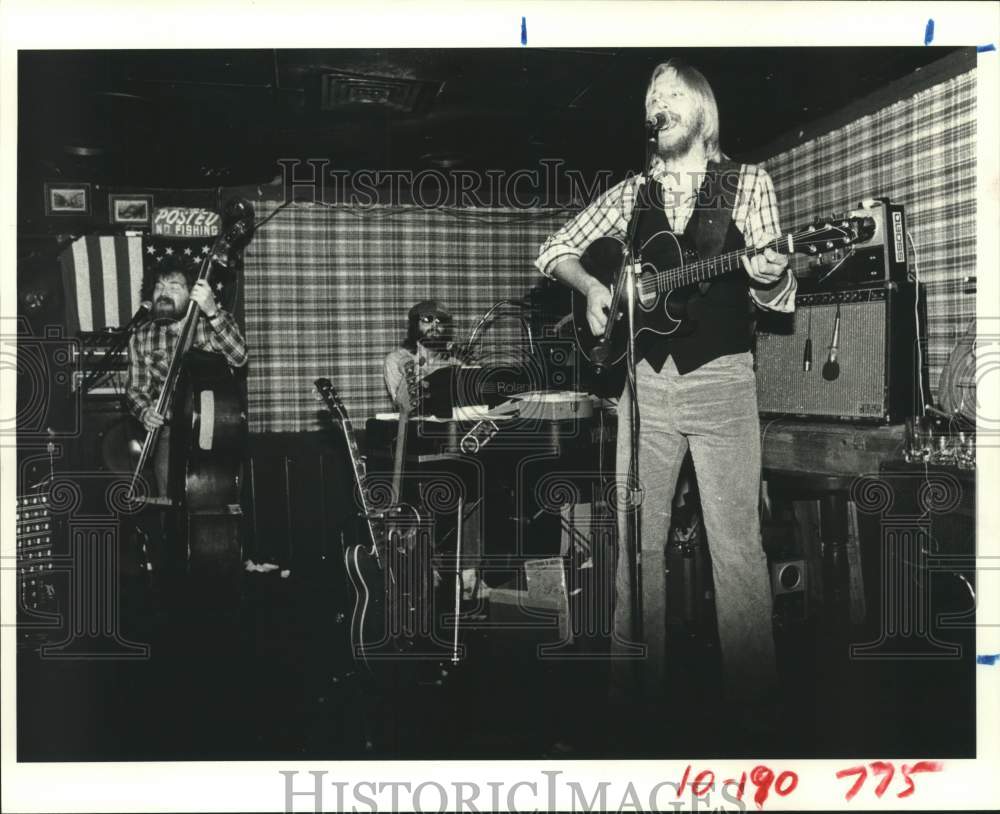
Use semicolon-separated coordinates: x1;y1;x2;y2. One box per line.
496;381;531;395
858;402;883;415
480;381;532;395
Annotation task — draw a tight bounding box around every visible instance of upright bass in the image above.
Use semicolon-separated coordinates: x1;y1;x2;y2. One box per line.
127;201;255;583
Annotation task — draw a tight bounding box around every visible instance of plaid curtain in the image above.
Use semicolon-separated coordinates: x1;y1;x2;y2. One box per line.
243;203;570;432
763;69;977;399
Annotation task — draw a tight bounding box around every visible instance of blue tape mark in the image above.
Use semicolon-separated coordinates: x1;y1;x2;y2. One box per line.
978;43;997;53
976;654;999;666
521;16;527;46
924;18;935;46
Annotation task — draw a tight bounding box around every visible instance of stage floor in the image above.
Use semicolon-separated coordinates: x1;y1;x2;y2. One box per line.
16;563;976;762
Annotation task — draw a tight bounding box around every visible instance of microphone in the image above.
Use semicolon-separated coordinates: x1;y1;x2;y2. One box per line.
803;307;813;371
122;301;152;332
822;306;841;381
645;112;668;131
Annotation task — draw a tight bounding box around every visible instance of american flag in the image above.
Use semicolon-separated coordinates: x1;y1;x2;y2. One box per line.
58;234;229;334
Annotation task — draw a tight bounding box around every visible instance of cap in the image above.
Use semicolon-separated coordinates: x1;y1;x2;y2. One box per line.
408;300;452;321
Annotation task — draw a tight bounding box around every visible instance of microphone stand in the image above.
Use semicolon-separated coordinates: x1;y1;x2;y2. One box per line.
617;125;659;648
81;306;150;395
462;299;538;369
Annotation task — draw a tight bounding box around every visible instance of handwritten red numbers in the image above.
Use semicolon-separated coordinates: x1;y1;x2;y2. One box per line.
678;764;799;809
673;760;941;807
748;765;799;809
835;761;943;801
691;769;714;797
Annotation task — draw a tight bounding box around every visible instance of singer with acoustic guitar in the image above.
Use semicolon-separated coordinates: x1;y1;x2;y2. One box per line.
535;58;796;738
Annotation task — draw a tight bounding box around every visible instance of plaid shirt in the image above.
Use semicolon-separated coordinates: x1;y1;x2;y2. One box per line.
536;161;796;312
125;309;248;420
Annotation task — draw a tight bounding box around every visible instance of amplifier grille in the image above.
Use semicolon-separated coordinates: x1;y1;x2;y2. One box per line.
756;298;888;420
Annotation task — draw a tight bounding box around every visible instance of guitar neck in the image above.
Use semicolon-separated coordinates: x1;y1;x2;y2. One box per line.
336;417;380;545
391;408;409;503
391;359;419;504
314;378;384;549
654;234;790;292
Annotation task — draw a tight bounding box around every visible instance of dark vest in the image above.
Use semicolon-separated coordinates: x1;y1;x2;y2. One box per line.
629;160;755;375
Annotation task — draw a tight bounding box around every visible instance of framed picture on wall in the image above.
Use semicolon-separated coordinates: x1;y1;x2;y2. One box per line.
108;194;153;227
44;182;91;215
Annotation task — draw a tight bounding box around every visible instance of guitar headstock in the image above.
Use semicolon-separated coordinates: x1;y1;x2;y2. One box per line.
792;216;876;257
210;213;255;269
397;359;423;416
314;377;349;425
314;376;371;510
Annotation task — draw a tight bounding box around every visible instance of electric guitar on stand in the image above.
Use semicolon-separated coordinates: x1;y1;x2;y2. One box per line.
314;371;444;683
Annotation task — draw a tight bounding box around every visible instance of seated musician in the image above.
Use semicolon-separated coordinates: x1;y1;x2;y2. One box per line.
125;259;248;499
382;299;485;599
383;299;462;409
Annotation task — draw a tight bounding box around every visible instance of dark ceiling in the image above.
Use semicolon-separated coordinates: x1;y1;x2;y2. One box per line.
19;47;962;189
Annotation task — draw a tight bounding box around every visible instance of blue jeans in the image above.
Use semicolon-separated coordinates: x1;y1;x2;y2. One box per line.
612;351;777;704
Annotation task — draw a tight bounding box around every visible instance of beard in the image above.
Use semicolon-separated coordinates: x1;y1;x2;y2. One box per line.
655;111;705;161
419;333;451;352
418;326;451;352
152;296;180;321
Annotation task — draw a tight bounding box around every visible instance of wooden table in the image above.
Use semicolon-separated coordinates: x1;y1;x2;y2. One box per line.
759;419;908;627
760;418;907;477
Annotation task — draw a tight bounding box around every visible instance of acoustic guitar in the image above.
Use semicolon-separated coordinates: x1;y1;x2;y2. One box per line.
572;215;875;367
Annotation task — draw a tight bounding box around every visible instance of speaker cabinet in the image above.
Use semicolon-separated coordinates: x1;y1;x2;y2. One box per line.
755;282;918;422
70;397;139;474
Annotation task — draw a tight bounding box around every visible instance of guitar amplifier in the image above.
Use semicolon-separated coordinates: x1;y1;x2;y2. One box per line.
755;281;918;422
798;199;908;289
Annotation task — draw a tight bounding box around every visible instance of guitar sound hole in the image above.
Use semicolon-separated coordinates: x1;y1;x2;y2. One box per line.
638;274;658;309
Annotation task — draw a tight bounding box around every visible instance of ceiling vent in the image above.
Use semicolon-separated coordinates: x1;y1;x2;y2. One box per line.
319;71;441;114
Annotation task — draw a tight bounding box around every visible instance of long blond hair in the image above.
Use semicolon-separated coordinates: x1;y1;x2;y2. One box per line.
647;58;723;162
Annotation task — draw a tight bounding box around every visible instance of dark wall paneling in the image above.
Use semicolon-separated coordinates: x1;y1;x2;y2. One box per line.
242;431;359;583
